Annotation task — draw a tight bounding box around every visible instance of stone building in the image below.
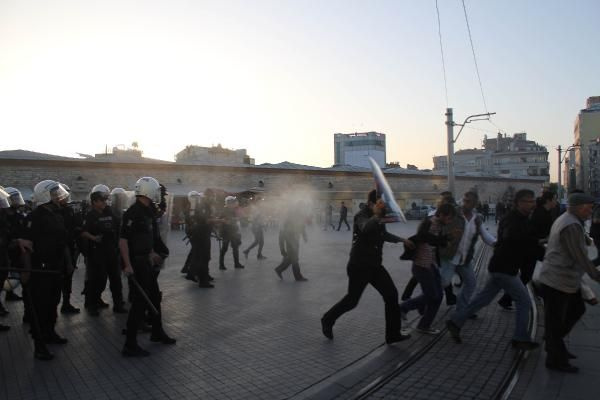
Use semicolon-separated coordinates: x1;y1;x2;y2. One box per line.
574;96;600;193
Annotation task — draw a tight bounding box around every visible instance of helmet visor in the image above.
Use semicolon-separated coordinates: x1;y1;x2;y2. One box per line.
9;192;25;206
50;185;70;202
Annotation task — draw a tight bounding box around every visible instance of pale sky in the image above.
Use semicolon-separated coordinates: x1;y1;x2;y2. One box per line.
1;0;599;181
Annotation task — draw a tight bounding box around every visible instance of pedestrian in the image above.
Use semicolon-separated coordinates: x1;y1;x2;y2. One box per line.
243;202;267;260
399;203;456;334
439;191;496;311
337;201;351;231
497;190;556;310
321;190;415;344
324;203;335;230
446;189;540;351
120;177;175;357
275;204;308;281
536;192;600;373
218;196;244;270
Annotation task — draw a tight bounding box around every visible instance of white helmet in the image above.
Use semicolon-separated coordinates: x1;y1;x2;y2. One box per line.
3;187;25;206
187;190;204;211
91;184;110;195
33;179;69;204
224;195;238;207
134;177;161;203
0;187;10;209
59;183;72;203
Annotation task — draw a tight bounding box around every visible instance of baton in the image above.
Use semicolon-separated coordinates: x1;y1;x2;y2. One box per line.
128;275;159;315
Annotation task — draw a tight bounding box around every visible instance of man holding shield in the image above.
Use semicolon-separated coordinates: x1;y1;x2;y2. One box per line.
321;189;414;344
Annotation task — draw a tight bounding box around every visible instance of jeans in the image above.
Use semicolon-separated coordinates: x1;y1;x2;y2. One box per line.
440;259;476;313
451;272;532;342
400;265;443;329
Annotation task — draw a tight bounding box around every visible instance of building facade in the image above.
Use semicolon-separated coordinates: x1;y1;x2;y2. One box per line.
175;144;254;166
574;97;600;192
334;132;386;168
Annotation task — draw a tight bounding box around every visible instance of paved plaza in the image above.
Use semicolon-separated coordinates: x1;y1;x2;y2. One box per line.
0;219;599;400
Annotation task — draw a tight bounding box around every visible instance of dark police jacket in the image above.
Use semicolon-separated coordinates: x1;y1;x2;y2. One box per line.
186;204;213;255
349;207;402;267
83;207;119;259
26;203;68;270
121;201;169;260
488;209;540;276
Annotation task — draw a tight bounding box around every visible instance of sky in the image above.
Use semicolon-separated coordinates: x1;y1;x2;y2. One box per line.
1;0;599;181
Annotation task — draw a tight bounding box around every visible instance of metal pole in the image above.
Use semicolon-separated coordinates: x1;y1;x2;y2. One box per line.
557;145;562;200
446;108;455;197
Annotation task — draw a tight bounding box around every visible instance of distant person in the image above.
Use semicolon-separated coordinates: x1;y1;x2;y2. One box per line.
495;201;506;224
321;190;414;344
244;204;267;260
275;204;308;281
337;201;350;231
324;203;335;231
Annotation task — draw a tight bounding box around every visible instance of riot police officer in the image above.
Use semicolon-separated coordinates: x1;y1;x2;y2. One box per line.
121;177;175;357
26;180;72;360
57;183;82;314
81;185;126;316
218;196;244;270
0;187;12;328
3;187;28;303
185;191;216;288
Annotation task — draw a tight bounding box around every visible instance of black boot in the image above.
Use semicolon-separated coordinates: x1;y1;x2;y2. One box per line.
34;341;54;361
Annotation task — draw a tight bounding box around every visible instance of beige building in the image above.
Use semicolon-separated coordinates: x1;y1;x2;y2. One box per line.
574;96;600;192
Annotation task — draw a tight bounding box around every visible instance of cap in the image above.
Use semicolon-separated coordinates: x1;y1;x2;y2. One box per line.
568;192;595;207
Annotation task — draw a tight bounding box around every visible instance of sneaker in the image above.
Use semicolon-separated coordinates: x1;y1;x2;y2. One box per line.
511;340;540;351
416;327;440;335
321;318;334;340
445;320;462;343
386;333;411;344
122;344;150;357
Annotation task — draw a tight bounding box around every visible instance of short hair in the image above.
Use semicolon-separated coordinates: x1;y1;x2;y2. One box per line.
367;189;378;204
537;191;556;206
514;189;535;206
463;191;479;201
435;203;456;217
90;192;108;203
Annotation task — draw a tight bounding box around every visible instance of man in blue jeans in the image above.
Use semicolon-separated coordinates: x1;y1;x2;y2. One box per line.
446;189;540;350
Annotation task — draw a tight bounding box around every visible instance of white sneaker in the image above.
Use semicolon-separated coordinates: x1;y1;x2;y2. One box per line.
416;327;440;335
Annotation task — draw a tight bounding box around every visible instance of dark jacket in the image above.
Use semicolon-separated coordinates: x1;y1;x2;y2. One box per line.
488;209;540;276
349;207;401;266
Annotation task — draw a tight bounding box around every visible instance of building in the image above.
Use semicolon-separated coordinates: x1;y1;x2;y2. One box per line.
175;144;254;166
433;132;549;179
574;96;600;192
334;132;386;168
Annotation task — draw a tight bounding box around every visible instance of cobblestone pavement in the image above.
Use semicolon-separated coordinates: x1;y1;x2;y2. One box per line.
0;221;420;400
0;219;544;400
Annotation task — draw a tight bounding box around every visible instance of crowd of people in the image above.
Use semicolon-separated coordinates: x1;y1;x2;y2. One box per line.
2;179;599;375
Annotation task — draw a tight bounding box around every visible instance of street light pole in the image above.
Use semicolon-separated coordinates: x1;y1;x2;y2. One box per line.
557;145;562;200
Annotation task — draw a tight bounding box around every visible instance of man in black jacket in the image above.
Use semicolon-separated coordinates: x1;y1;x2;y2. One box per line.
446;189;541;350
337;201;351;231
321;190;414;344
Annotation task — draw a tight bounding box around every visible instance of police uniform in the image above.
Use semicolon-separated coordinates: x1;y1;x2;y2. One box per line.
185;200;214;287
218;206;244;269
26;202;69;353
0;208;11;325
59;204;82;313
121;200;174;356
82;206;124;313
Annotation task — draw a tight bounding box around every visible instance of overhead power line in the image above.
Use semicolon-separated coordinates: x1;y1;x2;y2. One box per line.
461;0;488;114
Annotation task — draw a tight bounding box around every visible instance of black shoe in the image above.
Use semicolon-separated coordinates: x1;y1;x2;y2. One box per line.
511;340;540;351
5;292;23;302
150;333;176;344
274;269;283;280
257;255;267;260
296;277;308;282
386;333;411;344
219;265;227;270
97;299;110;309
0;324;10;332
122;344;150;357
198;281;215;288
321;318;333;339
45;332;68;345
34;344;54;361
545;362;579;373
61;304;81;314
185;275;198;283
113;305;128;314
208;275;215;281
234;264;245;269
446;320;462;343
